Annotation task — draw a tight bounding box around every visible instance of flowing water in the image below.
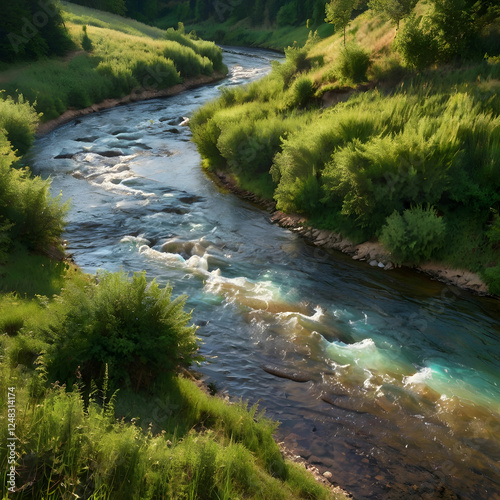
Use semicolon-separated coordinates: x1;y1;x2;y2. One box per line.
29;48;500;499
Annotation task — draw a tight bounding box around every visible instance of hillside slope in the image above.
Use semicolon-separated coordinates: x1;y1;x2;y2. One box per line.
0;1;226;123
190;4;500;294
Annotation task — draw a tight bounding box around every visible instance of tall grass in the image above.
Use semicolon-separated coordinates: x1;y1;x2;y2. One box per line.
0;359;337;499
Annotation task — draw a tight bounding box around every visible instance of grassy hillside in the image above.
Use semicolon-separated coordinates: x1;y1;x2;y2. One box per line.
0;2;226;122
190;5;500;293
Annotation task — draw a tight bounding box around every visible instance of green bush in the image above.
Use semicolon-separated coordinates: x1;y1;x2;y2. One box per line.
483;264;500;295
335;43;371;84
285;75;315;108
395;15;439;70
44;271;201;391
0;93;39;156
380;205;446;264
277;1;298;27
0;131;68;253
164;40;213;77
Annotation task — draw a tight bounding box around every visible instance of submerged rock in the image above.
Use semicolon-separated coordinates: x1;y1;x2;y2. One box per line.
261;364;312;383
54;152;77;159
75;136;99;142
95;150;123;157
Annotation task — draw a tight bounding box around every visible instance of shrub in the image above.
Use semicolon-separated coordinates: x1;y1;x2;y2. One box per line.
44;271;201;392
395;15;439;70
483;264;500;295
0;93;39;156
285;75;315;108
164;40;213;77
0;131;68;253
380;205;446;264
277;1;298;27
335;43;371;84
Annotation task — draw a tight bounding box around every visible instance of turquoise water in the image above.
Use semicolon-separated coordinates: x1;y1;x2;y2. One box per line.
29;48;500;499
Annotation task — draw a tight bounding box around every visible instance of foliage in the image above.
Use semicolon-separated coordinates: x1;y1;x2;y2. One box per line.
482;264;500;295
368;0;417;29
0;131;68;254
277;1;299;27
394;15;439;70
0;93;40;156
0;0;73;63
379;205;446;264
430;0;478;61
335;43;371;83
486;209;500;244
325;0;359;46
43;271;201;392
285;75;315;108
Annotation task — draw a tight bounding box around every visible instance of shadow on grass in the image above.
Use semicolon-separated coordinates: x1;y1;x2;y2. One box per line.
0;246;69;298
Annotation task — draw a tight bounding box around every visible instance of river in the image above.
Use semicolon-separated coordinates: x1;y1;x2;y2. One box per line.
28;47;500;499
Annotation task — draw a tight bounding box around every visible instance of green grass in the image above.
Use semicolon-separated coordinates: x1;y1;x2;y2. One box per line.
0;3;225;122
0;376;338;499
61;1;168;39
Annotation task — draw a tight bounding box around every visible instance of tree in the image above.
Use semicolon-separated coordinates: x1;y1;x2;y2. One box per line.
368;0;417;30
325;0;358;46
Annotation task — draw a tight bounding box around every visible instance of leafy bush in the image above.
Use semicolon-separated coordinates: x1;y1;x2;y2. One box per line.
0;131;68;253
335;43;371;84
395;15;439;70
165;25;224;72
164;40;213;77
285;75;315;108
44;271;201;391
482;264;500;295
277;1;298;27
0;93;39;156
380;206;446;264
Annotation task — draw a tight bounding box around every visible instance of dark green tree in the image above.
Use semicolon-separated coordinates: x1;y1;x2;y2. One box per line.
0;0;72;63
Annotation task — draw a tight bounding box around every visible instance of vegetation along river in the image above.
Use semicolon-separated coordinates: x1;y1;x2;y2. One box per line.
28;48;500;499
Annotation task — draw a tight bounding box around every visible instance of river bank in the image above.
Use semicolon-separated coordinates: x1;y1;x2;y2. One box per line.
36;71;226;136
209;170;492;296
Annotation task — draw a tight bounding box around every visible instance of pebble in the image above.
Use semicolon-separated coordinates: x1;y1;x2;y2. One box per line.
369;260;378;266
323;471;333;479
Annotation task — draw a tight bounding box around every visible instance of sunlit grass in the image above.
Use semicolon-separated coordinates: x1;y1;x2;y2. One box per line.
0;3;224;122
